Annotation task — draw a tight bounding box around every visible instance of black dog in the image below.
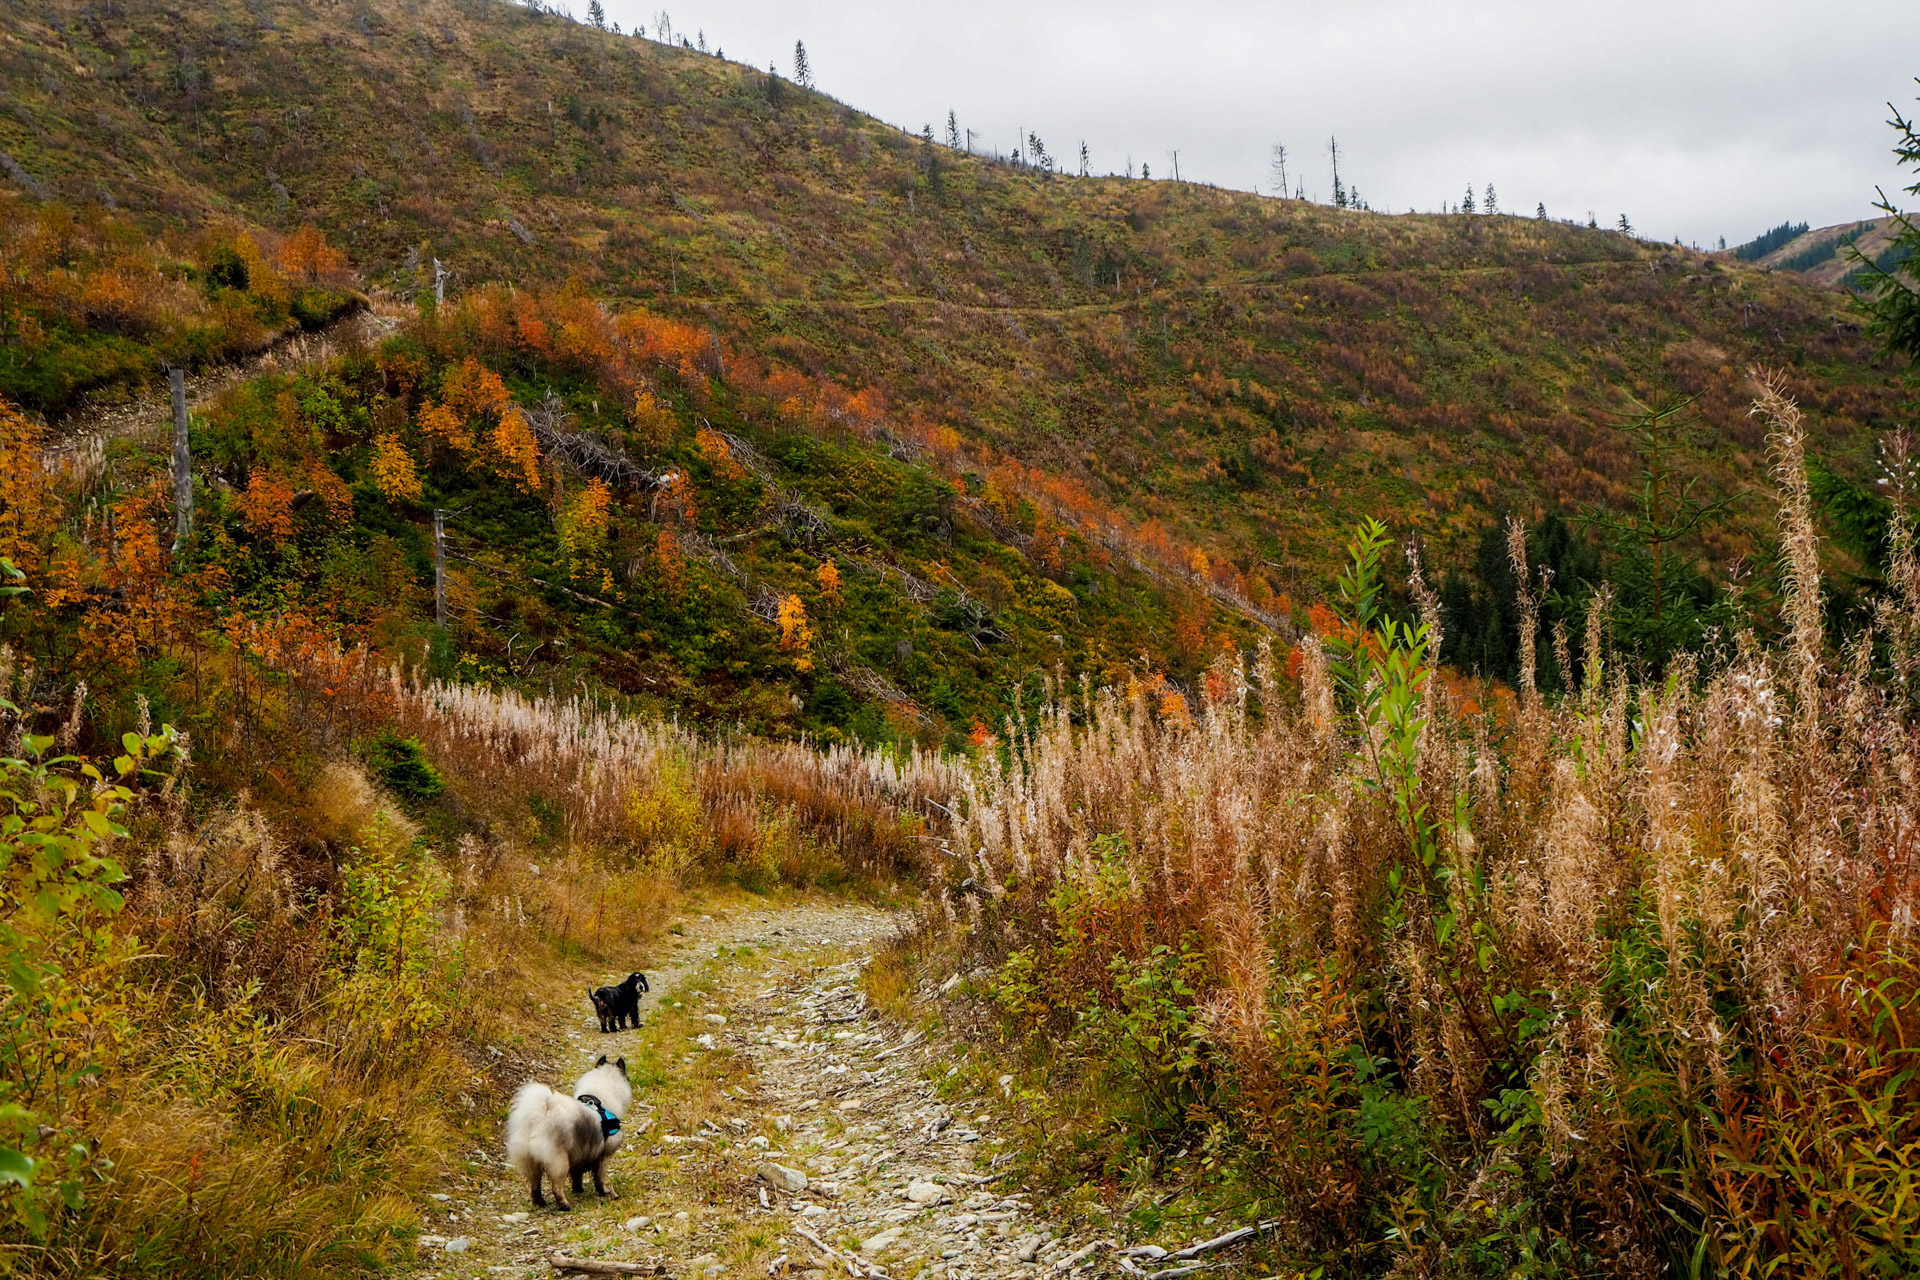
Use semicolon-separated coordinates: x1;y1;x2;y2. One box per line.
588;972;649;1032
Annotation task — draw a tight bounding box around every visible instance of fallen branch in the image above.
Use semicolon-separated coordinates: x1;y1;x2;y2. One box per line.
1043;1240;1112;1275
1117;1221;1280;1276
792;1226;845;1264
790;1227;893;1280
873;1030;924;1060
549;1255;670;1277
1171;1223;1274;1260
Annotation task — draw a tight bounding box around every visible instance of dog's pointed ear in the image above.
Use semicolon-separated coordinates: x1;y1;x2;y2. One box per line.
596;1054;608;1067
617;1056;627;1073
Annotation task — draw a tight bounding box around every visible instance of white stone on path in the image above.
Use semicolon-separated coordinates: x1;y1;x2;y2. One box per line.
758;1163;809;1193
861;1228;905;1254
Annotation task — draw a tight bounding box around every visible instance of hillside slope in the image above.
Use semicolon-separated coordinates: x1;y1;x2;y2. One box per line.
1747;216;1904;288
2;0;1905;577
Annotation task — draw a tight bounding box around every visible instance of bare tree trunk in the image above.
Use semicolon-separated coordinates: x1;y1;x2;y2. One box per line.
434;508;448;629
169;366;193;551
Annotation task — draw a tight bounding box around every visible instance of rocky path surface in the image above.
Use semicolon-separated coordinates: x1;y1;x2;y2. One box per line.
408;900;1106;1280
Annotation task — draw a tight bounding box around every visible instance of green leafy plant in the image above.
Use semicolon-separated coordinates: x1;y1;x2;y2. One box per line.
1082;943;1214;1148
0;714;176;1237
330;817;453;1046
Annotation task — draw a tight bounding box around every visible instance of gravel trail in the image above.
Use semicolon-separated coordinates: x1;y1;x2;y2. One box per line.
406;900;1098;1280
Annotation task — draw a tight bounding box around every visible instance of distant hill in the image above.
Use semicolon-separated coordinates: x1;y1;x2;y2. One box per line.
1731;216;1907;289
0;0;1911;733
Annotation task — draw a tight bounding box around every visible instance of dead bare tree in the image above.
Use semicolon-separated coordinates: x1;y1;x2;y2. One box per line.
169;366;193;551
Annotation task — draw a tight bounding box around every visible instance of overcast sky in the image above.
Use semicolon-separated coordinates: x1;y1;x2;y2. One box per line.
597;0;1920;248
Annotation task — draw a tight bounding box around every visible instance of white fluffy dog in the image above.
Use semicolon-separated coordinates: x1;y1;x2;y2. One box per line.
505;1054;632;1209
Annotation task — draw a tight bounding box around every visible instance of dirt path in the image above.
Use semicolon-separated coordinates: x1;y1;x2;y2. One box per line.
41;304;401;463
408;899;1099;1280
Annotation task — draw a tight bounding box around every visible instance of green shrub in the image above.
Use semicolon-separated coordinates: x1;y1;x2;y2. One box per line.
365;732;444;802
204;244;250;293
0;718;176;1240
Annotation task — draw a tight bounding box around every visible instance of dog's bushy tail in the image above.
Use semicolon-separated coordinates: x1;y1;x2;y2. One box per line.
505;1081;568;1188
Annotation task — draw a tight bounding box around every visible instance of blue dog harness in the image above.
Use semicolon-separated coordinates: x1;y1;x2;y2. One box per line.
578;1094;621;1139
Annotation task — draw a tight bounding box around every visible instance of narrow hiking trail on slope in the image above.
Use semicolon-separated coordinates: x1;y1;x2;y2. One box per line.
407;899;1111;1280
40;305;400;465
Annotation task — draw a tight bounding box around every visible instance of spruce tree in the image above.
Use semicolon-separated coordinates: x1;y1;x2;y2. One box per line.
946;110;961;151
1537;201;1547;219
587;0;605;28
1079;140;1090;177
793;40;811;88
1463;185;1476;214
1484;183;1497;214
1269;144;1289;199
1618;213;1634;235
1854;90;1920;377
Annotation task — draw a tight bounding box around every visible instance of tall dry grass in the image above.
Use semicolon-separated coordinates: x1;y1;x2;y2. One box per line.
3;638;957;1273
389;672;960;886
931;373;1920;1276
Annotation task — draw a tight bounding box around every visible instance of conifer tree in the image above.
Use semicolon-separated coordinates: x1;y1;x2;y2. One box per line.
1463;185;1476;214
1618;213;1634;234
1329;136;1345;208
1537;201;1547;219
587;0;605;28
1079;140;1090;176
1854;88;1920;376
1269;144;1289;199
793;40;811;88
946;110;961;151
1484;183;1497;214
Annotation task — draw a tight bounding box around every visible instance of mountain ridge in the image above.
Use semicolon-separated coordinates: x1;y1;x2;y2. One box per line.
0;0;1911;735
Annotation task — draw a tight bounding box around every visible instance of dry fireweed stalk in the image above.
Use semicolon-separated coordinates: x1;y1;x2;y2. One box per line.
931;377;1920;1273
392;671;959;880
